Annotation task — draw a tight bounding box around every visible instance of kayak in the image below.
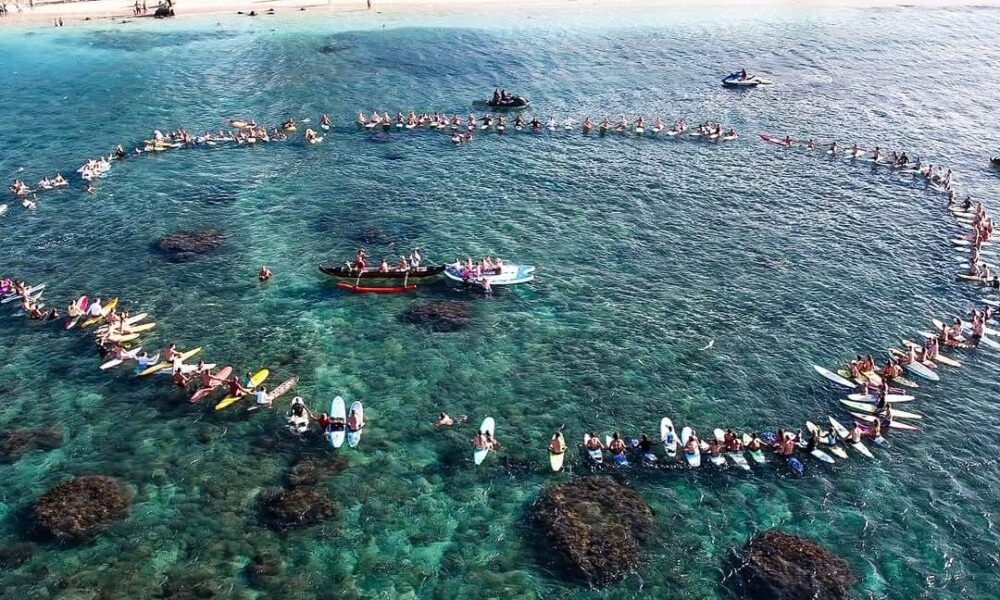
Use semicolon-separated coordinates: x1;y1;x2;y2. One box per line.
849;412;921;431
188;366;233;403
582;433;603;464
99;346;142;370
605;436;629;465
680;427;701;467
660;417;678;457
829;417;874;458
813;365;855;388
64;296;89;329
740;433;766;463
549;432;566;472
327;396;347;448
805;421;849;460
138;347;202;376
473;417;495;465
347;401;364;448
215;369;268;411
840;399;923;419
79;297;119;328
847;393;914;403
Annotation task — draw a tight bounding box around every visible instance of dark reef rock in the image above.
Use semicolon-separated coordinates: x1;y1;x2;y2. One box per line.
33;476;131;541
287;455;347;488
0;542;36;568
533;476;653;585
246;551;283;587
0;427;63;462
357;226;396;246
154;229;224;262
731;530;858;600
401;302;471;332
260;487;334;529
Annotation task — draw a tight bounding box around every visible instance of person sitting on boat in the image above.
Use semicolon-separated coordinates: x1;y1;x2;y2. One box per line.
377;257;390;273
354;248;368;271
548;432;566;455
397;256;410;271
607;432;626;457
739;68;748;80
258;265;272;281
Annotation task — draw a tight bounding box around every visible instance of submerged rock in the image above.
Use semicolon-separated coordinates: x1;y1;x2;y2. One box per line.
154;229;224;262
246;551;283;587
732;530;858;600
287;455;347;488
0;427;63;462
260;487;334;529
401;302;471;332
357;226;396;246
533;476;653;585
33;476;131;541
0;542;36;568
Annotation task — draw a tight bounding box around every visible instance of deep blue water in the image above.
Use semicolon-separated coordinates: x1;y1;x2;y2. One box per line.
1;6;999;599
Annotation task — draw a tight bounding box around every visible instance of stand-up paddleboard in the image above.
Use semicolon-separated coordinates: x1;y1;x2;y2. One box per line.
978;336;1000;350
813;365;855;388
1;283;45;304
806;421;848;459
99;346;142;370
549;432;566;472
740;433;766;463
848;412;920;431
347;401;364;448
473;417;495;465
215;369;268;411
714;428;750;471
80;297;118;328
582;433;603;464
605;436;629;465
847;393;914;403
267;376;299;403
189;366;232;402
139;347;202;376
64;296;89;329
840;400;923;419
327;396;346;448
829;417;874;458
660;417;678;457
680;427;701;466
105;332;141;344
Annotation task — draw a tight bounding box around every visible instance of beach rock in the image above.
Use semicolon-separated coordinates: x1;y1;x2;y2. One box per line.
33;476;131;541
533;476;653;585
154;229;224;262
0;427;63;462
260;487;334;529
732;530;858;600
401;302;471;332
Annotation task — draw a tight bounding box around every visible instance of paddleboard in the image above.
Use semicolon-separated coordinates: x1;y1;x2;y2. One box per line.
99;346;142;370
847;393;914;403
849;412;921;431
660;417;678;457
79;297;118;328
680;427;700;467
582;433;603;464
347;401;364;448
215;368;268;411
889;351;940;381
829;417;874;458
813;365;855;388
188;366;233;403
139;347;202;376
808;448;835;464
328;396;346;448
95;312;148;332
740;433;766;463
473;417;495;465
806;422;849;460
714;428;749;470
891;376;919;389
549;432;566;472
605;436;629;465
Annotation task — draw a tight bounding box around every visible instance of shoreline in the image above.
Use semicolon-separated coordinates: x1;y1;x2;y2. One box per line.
2;0;1000;29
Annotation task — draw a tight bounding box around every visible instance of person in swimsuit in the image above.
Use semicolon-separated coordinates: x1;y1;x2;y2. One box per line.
548;432;566;455
258;265;272;281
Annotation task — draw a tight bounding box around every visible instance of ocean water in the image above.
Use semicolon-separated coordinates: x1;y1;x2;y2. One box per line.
1;5;999;599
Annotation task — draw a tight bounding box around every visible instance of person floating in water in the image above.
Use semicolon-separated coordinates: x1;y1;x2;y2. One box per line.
258;265;272;281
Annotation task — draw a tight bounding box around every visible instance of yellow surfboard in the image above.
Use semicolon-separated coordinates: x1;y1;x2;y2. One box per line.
80;297;119;328
215;369;269;411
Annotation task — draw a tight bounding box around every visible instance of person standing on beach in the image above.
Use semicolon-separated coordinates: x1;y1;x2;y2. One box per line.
367;0;371;9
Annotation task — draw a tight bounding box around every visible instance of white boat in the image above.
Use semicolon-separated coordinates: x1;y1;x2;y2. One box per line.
444;263;536;286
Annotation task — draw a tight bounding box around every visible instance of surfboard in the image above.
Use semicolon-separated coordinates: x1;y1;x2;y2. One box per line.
548;432;566;472
214;368;268;411
188;366;232;403
138;347;202;376
660;417;678;457
680;427;700;467
327;396;346;448
473;417;494;465
813;365;855;388
347;401;364;448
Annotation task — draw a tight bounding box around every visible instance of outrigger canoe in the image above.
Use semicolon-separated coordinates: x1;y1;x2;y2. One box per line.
336;282;416;293
319;264;445;280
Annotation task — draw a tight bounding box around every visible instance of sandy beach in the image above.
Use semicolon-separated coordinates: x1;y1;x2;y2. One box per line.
2;0;999;29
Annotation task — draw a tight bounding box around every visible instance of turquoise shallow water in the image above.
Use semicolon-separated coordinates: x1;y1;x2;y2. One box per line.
2;6;1000;599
